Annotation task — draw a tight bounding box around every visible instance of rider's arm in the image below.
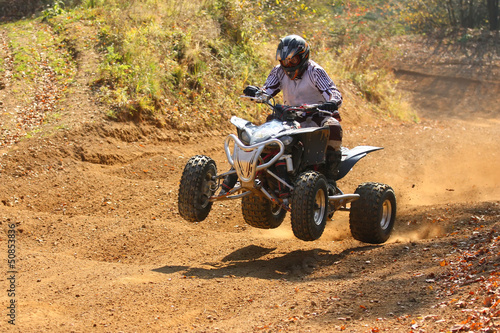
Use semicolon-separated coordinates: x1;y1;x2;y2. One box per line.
312;66;343;107
262;65;284;97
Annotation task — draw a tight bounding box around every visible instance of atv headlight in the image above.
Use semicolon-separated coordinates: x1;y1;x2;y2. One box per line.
240;130;251;145
279;135;293;146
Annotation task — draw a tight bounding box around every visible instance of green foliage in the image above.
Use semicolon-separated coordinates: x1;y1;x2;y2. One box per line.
32;0;420;127
5;20;76;86
42;0;66;20
81;0;275;125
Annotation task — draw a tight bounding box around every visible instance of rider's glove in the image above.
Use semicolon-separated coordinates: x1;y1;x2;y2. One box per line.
243;85;260;97
319;101;341;121
319;101;339;112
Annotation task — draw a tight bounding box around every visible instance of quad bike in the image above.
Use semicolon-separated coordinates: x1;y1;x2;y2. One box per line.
178;89;396;243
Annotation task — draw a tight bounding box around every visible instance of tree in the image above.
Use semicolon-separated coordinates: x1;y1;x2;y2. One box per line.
486;0;499;30
404;0;499;31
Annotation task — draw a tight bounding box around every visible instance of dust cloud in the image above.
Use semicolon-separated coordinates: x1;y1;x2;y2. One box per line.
399;146;500;207
390;224;446;243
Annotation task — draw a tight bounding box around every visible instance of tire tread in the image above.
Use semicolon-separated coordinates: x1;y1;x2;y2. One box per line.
291;171;328;241
242;195;285;229
178;155;215;222
349;182;396;244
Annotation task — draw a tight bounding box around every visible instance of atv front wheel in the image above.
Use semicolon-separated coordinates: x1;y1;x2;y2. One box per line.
291;171;329;241
349;182;396;244
178;155;217;222
242;194;286;229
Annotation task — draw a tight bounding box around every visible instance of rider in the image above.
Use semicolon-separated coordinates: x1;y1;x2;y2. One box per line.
217;34;343;197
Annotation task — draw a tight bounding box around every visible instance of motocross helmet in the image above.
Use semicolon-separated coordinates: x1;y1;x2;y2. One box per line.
276;35;310;80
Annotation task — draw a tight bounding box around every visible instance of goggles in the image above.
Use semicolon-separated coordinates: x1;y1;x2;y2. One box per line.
280;54;301;68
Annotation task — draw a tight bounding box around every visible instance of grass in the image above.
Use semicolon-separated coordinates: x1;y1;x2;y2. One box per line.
6;20;76;82
0;18;78;145
2;0;420;132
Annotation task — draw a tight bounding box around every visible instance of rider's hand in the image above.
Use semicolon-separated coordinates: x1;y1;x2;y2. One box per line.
243;85;260;97
319;101;338;112
319;101;341;121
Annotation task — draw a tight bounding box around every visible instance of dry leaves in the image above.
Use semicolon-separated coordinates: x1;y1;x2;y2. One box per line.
1;61;60;148
1;28;61;148
433;225;500;332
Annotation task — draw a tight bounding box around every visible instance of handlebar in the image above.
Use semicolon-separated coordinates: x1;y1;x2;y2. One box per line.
240;93;333;121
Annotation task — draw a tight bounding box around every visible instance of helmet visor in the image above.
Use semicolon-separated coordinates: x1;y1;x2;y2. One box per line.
280;54;301;68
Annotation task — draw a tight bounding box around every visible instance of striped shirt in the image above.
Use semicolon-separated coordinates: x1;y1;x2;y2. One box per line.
262;60;343;107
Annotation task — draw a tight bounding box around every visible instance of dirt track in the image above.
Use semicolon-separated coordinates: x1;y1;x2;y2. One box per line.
1;33;500;332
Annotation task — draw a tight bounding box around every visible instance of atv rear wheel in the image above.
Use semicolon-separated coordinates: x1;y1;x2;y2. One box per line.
291;171;329;241
242;194;286;229
178;155;217;222
349;182;396;244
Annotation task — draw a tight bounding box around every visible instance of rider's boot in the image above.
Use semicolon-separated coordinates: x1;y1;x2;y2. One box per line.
325;149;342;188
